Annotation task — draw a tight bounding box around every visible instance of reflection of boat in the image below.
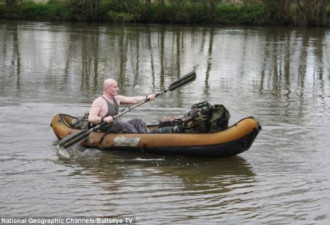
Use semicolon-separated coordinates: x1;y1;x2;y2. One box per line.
56;151;256;193
51;114;261;157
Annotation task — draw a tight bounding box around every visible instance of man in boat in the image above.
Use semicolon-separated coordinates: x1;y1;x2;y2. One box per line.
88;78;155;133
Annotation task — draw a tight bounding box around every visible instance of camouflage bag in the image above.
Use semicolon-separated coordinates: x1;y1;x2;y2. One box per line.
155;101;230;134
182;101;212;133
209;104;230;132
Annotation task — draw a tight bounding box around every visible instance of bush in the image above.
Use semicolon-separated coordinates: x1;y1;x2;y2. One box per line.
0;2;5;17
19;2;48;18
216;3;267;25
217;4;241;24
47;1;70;19
18;1;69;20
239;3;268;25
108;10;138;23
186;3;204;23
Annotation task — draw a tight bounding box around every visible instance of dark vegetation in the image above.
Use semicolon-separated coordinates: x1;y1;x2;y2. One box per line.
0;0;329;26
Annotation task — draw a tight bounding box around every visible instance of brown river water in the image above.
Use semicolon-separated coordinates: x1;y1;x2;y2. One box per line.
1;21;330;224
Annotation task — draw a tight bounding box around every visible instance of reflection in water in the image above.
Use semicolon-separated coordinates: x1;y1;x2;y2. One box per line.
1;23;329;110
56;150;256;221
260;28;330;121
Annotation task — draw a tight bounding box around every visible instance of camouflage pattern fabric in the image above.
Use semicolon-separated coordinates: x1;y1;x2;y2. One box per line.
155;101;230;133
181;101;212;133
209;104;230;132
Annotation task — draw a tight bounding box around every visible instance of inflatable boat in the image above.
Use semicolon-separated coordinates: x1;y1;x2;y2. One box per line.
51;114;261;157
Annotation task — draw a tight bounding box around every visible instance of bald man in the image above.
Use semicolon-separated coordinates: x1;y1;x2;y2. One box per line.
88;79;155;133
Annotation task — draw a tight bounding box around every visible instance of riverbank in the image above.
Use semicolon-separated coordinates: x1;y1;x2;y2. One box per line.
1;0;329;26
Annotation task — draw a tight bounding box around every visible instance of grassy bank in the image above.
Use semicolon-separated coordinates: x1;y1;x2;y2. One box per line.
0;0;329;26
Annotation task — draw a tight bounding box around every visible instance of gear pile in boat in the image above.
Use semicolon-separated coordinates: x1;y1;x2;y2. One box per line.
70;101;230;134
153;101;230;133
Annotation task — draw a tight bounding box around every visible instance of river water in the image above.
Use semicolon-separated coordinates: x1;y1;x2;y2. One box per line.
1;21;330;224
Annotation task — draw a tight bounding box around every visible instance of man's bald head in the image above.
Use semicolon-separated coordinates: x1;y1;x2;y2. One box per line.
103;79;119;97
103;79;117;90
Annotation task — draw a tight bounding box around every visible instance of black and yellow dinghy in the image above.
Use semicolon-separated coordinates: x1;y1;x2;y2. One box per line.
51;114;261;157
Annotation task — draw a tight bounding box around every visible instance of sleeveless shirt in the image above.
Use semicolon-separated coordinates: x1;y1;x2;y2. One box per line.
102;96;119;117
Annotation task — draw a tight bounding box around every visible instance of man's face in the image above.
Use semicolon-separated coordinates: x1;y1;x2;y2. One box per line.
108;81;119;96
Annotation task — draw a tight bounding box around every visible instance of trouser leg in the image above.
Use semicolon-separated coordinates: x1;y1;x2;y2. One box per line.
99;118;149;133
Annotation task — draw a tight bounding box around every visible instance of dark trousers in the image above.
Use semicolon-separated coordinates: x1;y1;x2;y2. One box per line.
99;118;149;133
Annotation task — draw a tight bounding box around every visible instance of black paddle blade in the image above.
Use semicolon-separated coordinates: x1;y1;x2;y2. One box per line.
58;129;91;148
167;71;196;91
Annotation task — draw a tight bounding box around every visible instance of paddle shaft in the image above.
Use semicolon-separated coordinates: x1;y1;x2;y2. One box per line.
58;71;196;148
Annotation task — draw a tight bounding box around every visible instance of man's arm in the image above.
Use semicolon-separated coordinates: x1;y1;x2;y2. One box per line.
88;98;103;124
116;94;155;105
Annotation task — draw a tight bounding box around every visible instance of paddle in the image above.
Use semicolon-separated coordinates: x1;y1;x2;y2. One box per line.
57;70;196;149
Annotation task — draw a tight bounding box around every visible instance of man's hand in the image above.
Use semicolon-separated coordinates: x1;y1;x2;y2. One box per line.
147;94;156;101
102;116;114;123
